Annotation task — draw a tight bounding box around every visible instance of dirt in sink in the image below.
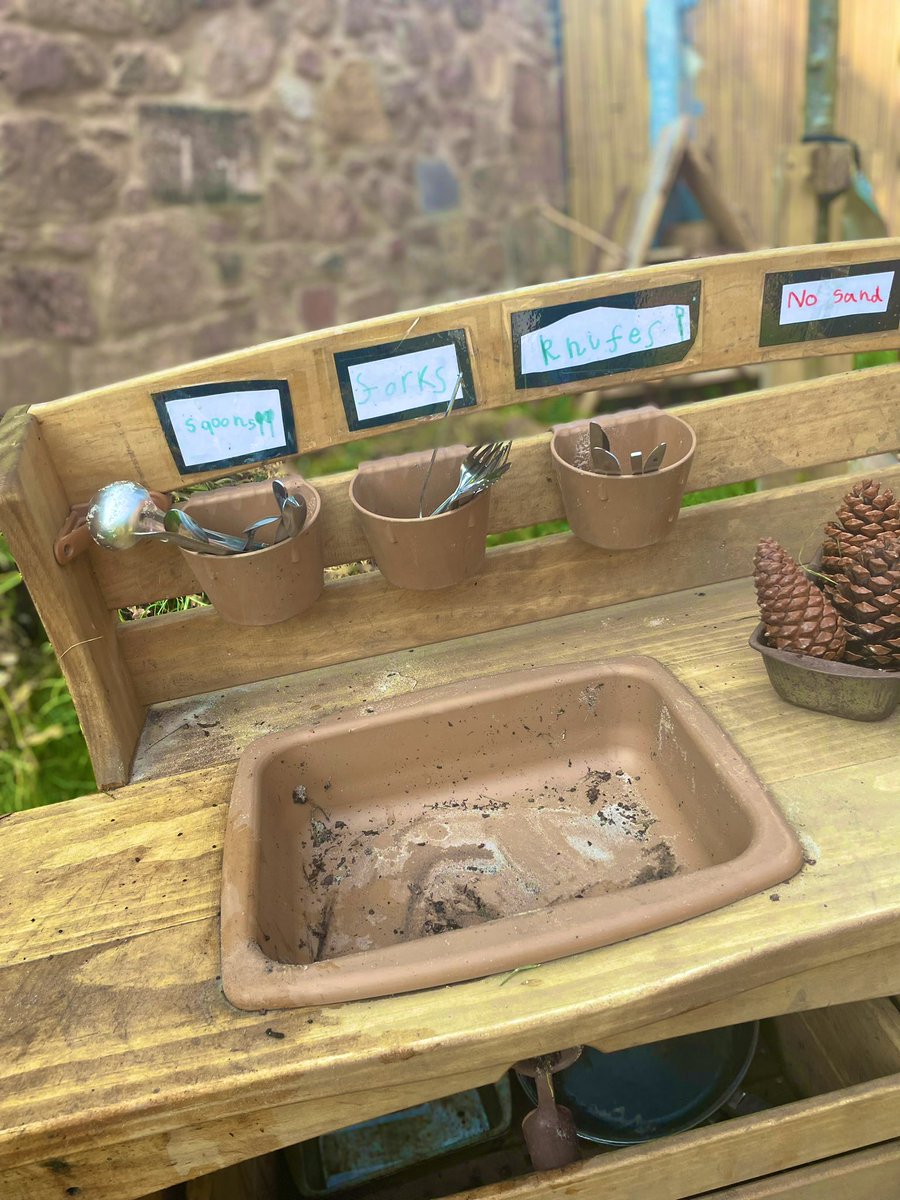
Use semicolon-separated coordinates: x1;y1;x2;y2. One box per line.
291;765;685;964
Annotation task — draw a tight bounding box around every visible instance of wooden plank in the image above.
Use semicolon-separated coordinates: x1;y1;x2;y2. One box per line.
0;408;144;788
536;202;625;266
598;944;900;1053
89;362;900;611
836;0;900;234
680;143;757;250
185;1155;280;1200
127;578;900;795
774;998;900;1095
693;1140;900;1199
623;118;691;268
117;463;900;706
0;767;223;966
28;242;900;501
8;1073;898;1200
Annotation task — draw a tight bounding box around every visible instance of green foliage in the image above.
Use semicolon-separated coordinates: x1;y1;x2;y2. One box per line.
681;480;757;507
0;538;95;812
488;519;569;547
118;593;208;623
853;350;899;370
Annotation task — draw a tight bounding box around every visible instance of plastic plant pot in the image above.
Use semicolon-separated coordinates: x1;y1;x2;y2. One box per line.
551;408;696;550
350;445;490;591
176;477;324;627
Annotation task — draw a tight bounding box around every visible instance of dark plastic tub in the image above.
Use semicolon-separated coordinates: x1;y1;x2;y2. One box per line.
284;1078;512;1195
517;1023;759;1145
750;624;900;722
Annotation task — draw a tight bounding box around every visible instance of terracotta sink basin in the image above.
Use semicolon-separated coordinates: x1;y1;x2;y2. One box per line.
221;657;802;1009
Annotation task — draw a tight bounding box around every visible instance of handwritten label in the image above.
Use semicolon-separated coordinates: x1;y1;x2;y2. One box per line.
760;259;900;346
519;303;691;375
779;271;894;324
510;282;700;390
334;329;476;432
152;380;296;474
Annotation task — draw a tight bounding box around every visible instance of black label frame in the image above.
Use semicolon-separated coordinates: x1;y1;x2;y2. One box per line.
759;258;900;347
509;281;701;390
152;379;297;475
334;328;477;433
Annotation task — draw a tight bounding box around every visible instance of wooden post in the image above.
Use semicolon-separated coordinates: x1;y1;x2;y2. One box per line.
0;408;145;788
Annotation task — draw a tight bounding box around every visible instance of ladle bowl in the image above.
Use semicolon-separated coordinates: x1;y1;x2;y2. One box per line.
87;481;167;550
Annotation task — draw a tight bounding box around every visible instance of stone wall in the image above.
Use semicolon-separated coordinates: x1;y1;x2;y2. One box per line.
0;0;566;412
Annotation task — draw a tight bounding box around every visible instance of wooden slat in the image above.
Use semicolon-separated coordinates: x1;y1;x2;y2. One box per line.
0;409;144;788
693;1140;900;1200
774;998;900;1095
29;242;900;500
835;0;900;238
127;578;900;788
598;945;900;1053
117;463;900;706
90;363;900;610
624;118;692;268
680;143;757;250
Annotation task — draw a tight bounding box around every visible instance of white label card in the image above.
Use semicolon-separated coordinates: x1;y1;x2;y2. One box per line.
154;382;295;472
779;271;895;325
519;303;692;376
347;342;461;422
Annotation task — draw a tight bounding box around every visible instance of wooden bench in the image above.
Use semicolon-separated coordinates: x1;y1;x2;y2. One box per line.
0;241;898;1199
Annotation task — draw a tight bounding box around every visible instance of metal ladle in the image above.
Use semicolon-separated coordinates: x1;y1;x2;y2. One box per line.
87;481;169;550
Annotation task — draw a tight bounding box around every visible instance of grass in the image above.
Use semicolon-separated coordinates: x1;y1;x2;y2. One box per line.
0;537;96;812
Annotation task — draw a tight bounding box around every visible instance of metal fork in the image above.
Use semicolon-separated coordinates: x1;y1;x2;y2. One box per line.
430;441;511;516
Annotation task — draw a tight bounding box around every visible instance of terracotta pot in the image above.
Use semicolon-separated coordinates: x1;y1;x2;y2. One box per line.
177;477;324;627
350;445;490;591
551;409;696;550
749;624;900;721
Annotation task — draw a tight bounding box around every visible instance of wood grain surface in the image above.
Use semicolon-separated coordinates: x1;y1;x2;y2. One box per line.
29;241;900;500
0;578;898;1199
0;409;144;787
117;462;900;707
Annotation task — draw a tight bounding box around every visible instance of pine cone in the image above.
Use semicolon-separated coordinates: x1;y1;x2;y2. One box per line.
834;480;900;542
822;481;899;580
830;536;900;670
754;537;846;660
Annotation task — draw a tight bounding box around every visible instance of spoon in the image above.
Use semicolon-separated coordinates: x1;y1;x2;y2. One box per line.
87;481;168;550
272;480;308;542
130;527;228;554
164;508;256;554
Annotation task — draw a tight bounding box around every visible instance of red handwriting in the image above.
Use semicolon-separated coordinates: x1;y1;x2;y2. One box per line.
785;285;884;310
832;286;883;304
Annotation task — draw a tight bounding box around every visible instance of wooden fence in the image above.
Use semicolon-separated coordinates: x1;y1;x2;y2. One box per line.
562;0;900;273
